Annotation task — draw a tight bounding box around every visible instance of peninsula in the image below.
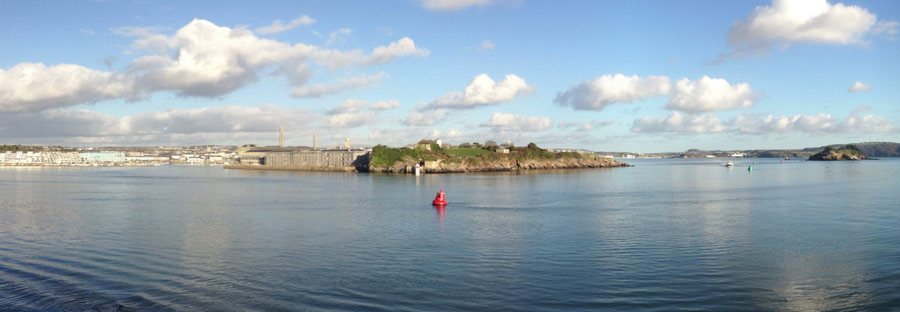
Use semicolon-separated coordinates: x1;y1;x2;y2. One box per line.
369;142;628;173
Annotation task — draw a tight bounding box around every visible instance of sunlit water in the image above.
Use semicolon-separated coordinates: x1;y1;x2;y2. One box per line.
1;158;899;311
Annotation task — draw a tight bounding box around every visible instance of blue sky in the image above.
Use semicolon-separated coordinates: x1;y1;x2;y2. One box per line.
0;0;898;152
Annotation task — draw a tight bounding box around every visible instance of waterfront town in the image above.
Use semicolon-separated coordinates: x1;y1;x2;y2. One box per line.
2;129;896;168
0;145;237;167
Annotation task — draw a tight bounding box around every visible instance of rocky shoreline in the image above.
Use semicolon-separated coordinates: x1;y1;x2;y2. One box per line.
808;145;870;161
369;157;629;174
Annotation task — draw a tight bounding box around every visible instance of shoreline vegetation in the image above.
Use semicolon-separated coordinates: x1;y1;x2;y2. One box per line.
368;142;629;173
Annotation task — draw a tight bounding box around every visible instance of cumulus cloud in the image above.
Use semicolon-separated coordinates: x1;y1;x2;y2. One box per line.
322;99;386;128
558;119;614;132
255;15;315;34
110;25;174;54
365;37;431;65
325;99;367;115
732;106;893;134
0;104;319;139
848;81;871;92
420;0;495;11
553;74;670;112
666;76;756;112
403;109;448;127
481;112;554;131
631;112;727;133
370;99;400;111
1;19;428;112
291;72;386;98
327;112;376;128
717;0;892;62
429;129;463;139
0;63;134;112
633;106;894;135
426;73;533;110
478;40;496;52
731;112;835;134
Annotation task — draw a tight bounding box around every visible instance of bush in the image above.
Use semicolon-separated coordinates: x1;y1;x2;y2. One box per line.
445;148;493;157
370;145;423;167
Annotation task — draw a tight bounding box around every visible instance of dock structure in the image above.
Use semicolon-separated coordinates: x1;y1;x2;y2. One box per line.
228;146;369;172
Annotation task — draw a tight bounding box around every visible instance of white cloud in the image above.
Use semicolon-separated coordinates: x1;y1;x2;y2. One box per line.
1;19;429;112
874;20;899;35
731;112;835;134
835;106;894;133
848;81;871;92
326;111;377;128
291;72;386;98
426;73;534;110
553;74;670;111
305;36;429;69
478;40;496;52
558;119;614;132
322;99;384;128
719;0;891;61
326;28;353;46
0;104;320;140
365;37;431;65
0;63;134;112
371;99;400;111
420;0;495;11
631;112;726;133
325;99;368;115
255;15;316;35
403;109;448;126
481;112;554;131
666;76;756;112
429;129;463;140
111;25;174;54
732;106;893;134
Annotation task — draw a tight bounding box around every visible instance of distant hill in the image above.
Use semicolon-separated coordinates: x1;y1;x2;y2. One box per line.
749;142;900;158
838;142;900;157
605;142;900;158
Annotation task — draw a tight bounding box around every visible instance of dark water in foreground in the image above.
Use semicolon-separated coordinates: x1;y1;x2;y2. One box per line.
1;158;899;311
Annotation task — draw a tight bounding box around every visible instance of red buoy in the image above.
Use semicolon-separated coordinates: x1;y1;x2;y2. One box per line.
432;188;447;206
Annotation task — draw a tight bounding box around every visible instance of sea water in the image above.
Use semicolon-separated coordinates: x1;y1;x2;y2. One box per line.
1;158;898;311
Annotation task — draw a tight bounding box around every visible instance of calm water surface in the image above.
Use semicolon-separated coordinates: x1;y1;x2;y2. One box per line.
1;158;899;311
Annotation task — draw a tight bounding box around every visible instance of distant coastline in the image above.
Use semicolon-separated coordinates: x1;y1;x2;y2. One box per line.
2;141;897;170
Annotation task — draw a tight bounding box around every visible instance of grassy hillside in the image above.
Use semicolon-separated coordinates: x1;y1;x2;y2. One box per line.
370;143;588;168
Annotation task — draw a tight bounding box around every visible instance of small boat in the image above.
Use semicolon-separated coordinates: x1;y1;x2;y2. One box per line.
725;161;734;167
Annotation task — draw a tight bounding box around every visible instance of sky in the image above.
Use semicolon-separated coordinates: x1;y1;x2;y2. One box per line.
0;0;898;152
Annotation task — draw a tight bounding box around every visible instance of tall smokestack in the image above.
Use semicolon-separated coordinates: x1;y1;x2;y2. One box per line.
313;132;317;150
279;126;284;147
